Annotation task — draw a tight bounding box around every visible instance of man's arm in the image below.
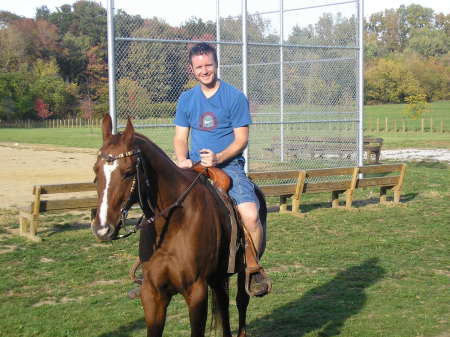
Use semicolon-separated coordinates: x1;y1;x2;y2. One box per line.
200;126;249;167
173;125;193;168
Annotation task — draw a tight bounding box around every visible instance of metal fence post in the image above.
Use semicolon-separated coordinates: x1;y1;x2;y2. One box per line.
107;0;117;134
216;0;221;78
242;0;249;173
357;0;364;167
280;0;285;162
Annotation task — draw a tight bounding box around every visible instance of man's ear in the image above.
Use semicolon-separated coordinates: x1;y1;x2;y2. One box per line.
102;114;112;142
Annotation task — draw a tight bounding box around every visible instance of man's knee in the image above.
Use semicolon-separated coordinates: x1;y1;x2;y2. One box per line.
237;202;260;232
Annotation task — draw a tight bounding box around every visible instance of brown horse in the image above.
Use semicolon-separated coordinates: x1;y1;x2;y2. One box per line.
91;115;267;337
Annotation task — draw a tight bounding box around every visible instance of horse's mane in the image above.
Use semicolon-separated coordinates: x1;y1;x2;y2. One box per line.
133;132;180;170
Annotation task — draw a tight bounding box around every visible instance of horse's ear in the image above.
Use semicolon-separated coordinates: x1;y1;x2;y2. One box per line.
123;118;134;147
102;114;112;142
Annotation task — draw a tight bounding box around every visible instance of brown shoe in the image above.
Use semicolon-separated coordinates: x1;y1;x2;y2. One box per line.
127;286;141;299
246;269;272;297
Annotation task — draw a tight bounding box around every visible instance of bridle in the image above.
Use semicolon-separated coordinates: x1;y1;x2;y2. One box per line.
97;147;205;240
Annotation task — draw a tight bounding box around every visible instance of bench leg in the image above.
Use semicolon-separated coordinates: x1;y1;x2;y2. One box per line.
19;213;31;235
291;198;302;215
279;196;288;213
30;216;39;237
393;189;401;203
331;191;341;208
380;187;388;204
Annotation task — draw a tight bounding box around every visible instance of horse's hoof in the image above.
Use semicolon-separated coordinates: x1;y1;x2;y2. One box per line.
127;287;141;299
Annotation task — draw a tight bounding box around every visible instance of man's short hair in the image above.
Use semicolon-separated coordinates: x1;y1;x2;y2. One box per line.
189;43;218;65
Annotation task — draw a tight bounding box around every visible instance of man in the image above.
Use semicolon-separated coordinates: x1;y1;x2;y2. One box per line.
173;42;270;296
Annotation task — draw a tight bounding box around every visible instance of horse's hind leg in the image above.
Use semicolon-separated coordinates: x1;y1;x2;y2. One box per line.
210;278;232;337
184;280;209;337
141;281;171;337
236;271;250;337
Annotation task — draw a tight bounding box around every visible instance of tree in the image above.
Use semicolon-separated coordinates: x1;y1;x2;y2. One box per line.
364;58;423;104
30;59;78;118
407;27;448;57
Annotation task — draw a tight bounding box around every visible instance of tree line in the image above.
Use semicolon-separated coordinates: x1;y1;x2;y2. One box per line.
0;1;448;121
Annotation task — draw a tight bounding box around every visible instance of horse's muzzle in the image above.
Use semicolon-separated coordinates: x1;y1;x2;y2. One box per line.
91;221;117;241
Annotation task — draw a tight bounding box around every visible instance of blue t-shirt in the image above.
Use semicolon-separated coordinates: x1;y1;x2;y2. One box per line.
174;80;252;162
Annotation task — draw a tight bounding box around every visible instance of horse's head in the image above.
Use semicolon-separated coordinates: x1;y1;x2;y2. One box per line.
91;115;139;241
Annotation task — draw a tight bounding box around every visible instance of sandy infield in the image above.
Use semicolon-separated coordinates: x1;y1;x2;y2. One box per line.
1;142;449;211
0;142;98;210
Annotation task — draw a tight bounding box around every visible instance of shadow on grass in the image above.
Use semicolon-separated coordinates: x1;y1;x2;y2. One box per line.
248;258;385;337
97;318;147;337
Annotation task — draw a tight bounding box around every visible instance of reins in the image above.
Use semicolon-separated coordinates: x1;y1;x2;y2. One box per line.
98;147;205;240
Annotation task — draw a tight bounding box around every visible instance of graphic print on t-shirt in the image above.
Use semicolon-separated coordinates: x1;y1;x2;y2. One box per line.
199;111;217;130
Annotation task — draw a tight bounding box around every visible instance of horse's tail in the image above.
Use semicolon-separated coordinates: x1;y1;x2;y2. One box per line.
208;278;229;336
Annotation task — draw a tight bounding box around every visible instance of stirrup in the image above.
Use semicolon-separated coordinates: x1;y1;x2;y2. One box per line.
245;265;272;297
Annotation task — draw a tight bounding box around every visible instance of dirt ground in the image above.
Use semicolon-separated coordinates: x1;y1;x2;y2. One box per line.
0;142;97;210
1;142;449;211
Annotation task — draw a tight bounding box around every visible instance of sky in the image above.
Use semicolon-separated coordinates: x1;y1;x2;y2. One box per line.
1;0;449;27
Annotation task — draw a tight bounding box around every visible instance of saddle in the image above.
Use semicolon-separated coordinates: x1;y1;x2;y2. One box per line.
192;163;271;296
192;162;239;273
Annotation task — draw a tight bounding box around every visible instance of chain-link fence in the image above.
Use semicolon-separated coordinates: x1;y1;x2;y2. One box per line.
110;0;363;180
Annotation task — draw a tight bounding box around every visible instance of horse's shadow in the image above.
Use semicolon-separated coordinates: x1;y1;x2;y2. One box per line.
97;317;147;337
96;258;384;337
248;258;385;337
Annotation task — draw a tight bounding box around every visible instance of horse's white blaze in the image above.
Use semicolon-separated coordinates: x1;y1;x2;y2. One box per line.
99;160;119;228
96;226;110;237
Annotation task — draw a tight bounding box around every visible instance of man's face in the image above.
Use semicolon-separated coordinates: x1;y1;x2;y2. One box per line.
190;52;217;87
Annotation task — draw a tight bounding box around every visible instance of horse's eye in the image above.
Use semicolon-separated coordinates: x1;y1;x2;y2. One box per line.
123;171;135;180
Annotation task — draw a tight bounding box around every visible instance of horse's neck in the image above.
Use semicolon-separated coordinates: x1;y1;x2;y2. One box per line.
140;141;186;203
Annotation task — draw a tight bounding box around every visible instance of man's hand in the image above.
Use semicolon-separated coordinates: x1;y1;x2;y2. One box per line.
177;158;193;168
199;149;220;167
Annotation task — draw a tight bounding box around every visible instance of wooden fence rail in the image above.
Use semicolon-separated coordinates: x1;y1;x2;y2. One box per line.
0;118;102;129
365;118;448;133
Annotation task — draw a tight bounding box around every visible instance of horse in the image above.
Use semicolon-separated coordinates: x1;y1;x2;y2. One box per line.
90;114;267;337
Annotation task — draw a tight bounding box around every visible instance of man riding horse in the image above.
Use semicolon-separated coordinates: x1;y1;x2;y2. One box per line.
173;42;271;297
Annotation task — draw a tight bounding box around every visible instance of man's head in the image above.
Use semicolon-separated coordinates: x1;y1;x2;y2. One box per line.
189;43;218;88
189;42;218;65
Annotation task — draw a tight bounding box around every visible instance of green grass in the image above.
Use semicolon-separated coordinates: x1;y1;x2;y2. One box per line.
1;161;449;336
0;101;448;151
364;100;450;121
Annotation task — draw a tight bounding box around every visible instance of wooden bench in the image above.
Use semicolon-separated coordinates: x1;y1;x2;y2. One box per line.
19;182;97;241
249;163;406;215
263;136;383;163
363;137;383;163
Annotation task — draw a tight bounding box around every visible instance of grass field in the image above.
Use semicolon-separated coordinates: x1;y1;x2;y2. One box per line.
1;101;449;151
364;101;450;121
0;161;449;336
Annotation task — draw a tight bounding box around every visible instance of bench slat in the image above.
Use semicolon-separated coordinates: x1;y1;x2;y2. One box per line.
359;164;404;174
248;171;299;181
357;176;399;188
259;184;296;196
304;181;351;193
37;197;98;212
34;183;97;195
306;167;354;177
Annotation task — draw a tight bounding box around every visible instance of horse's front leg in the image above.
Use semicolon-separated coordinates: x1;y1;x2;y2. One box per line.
236;271;250;337
141;280;172;337
184;279;208;337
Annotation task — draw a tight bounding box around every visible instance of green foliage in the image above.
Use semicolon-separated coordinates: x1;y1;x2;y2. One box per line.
407;27;449;57
365;58;423;104
0;2;448;119
403;94;430;119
